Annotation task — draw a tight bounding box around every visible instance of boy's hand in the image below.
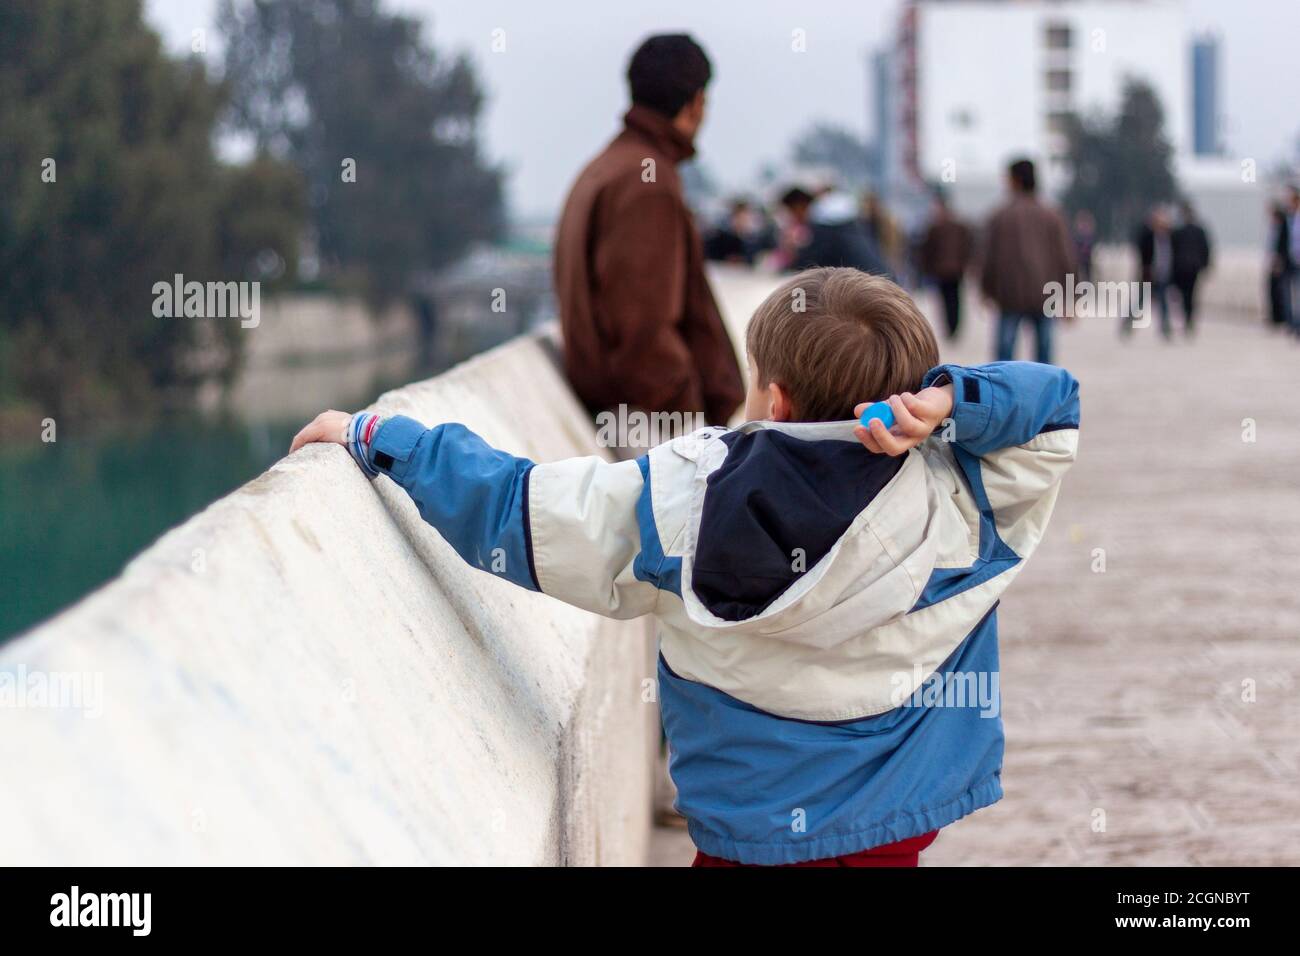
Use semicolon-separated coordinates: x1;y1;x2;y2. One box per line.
853;385;954;456
289;410;352;454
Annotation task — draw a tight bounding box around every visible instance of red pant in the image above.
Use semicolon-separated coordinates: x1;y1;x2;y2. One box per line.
692;830;939;868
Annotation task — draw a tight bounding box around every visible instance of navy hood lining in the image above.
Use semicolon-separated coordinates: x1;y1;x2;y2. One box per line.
690;429;904;622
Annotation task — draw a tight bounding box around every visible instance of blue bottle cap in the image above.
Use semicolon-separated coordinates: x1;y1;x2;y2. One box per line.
859;401;895;431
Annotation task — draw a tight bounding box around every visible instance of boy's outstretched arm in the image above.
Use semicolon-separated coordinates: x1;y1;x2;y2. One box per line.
289;410;659;619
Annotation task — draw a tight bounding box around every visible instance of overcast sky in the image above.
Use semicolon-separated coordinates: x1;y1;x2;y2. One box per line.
147;0;1300;219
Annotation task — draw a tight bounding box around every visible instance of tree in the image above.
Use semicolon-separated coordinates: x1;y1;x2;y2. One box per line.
1062;78;1178;241
791;123;875;190
0;0;304;418
217;0;505;304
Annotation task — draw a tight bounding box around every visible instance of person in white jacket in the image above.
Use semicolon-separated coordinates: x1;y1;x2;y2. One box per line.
291;267;1080;866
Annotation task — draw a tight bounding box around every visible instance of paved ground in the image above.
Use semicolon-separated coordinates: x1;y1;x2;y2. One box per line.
650;290;1300;866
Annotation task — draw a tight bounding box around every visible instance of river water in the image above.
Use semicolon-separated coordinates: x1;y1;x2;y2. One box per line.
0;346;446;642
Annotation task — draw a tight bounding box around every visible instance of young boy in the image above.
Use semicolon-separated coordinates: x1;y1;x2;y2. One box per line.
290;267;1080;867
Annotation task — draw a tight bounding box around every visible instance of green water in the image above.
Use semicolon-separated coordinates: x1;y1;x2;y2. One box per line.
0;340;454;642
0;417;300;641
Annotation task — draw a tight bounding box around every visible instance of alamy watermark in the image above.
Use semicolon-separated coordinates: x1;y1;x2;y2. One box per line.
890;665;1000;718
0;665;104;718
595;404;707;450
1043;274;1151;326
152;273;260;328
50;886;150;936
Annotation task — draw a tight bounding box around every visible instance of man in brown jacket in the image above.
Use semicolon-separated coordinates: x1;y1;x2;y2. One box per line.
980;158;1076;364
918;192;974;340
553;34;744;429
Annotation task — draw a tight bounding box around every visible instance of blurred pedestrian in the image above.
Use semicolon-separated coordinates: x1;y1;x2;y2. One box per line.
1286;187;1300;336
771;187;814;272
779;187;889;277
860;191;904;280
1134;206;1174;339
918;192;974;339
1268;202;1291;329
980;158;1075;364
553;34;743;427
1072;210;1097;284
1170;201;1212;337
704;198;767;265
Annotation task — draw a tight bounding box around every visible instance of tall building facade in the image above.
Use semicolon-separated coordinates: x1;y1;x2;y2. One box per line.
877;0;1191;208
1191;33;1223;157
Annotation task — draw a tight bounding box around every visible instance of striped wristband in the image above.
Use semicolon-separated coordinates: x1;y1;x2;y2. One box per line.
346;411;384;478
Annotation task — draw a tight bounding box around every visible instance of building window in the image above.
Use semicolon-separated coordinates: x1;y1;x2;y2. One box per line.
1045;111;1072;135
1045;69;1071;93
1044;23;1072;50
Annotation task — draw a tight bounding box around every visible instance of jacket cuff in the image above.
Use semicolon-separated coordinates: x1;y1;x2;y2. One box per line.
923;364;991;446
364;414;429;484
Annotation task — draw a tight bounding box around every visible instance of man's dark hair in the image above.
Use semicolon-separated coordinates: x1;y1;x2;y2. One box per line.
780;186;814;209
1008;158;1036;193
627;34;712;118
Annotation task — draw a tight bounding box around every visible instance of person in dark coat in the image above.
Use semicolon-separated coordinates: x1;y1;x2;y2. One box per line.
1072;210;1097;284
1283;187;1300;337
783;189;890;278
553;35;744;428
704;199;767;265
980;158;1075;363
918;193;974;339
1132;206;1173;338
1268;202;1292;329
1169;201;1212;336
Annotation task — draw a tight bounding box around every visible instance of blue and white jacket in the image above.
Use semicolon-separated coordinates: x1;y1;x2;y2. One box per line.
349;361;1080;864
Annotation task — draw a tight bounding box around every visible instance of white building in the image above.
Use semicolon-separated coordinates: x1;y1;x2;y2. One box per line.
875;0;1263;245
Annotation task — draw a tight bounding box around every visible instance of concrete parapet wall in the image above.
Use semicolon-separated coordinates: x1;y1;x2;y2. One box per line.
0;332;657;865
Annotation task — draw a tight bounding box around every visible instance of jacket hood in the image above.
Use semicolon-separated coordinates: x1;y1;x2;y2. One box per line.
809;190;859;225
677;419;943;647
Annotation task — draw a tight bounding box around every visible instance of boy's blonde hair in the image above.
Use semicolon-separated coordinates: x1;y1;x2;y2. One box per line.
746;267;939;422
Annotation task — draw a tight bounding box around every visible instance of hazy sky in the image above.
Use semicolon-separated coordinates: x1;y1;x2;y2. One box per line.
147;0;1299;219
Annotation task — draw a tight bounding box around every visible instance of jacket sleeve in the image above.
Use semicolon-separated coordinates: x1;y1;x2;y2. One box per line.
362;415;658;618
922;362;1080;559
1053;210;1077;284
592;189;705;415
680;254;745;426
918;224;936;275
361;415;539;590
525;454;661;619
688;310;745;426
978;216;999;302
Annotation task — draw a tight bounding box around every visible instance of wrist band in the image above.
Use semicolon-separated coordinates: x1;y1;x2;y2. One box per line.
346;411;384;478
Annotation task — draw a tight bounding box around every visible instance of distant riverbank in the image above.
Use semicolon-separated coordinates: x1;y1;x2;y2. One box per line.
1;252;555;641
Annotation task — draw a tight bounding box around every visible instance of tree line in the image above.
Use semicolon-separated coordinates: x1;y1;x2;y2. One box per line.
0;0;503;421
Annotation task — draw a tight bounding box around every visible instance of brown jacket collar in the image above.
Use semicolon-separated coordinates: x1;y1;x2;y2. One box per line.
622;104;695;163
